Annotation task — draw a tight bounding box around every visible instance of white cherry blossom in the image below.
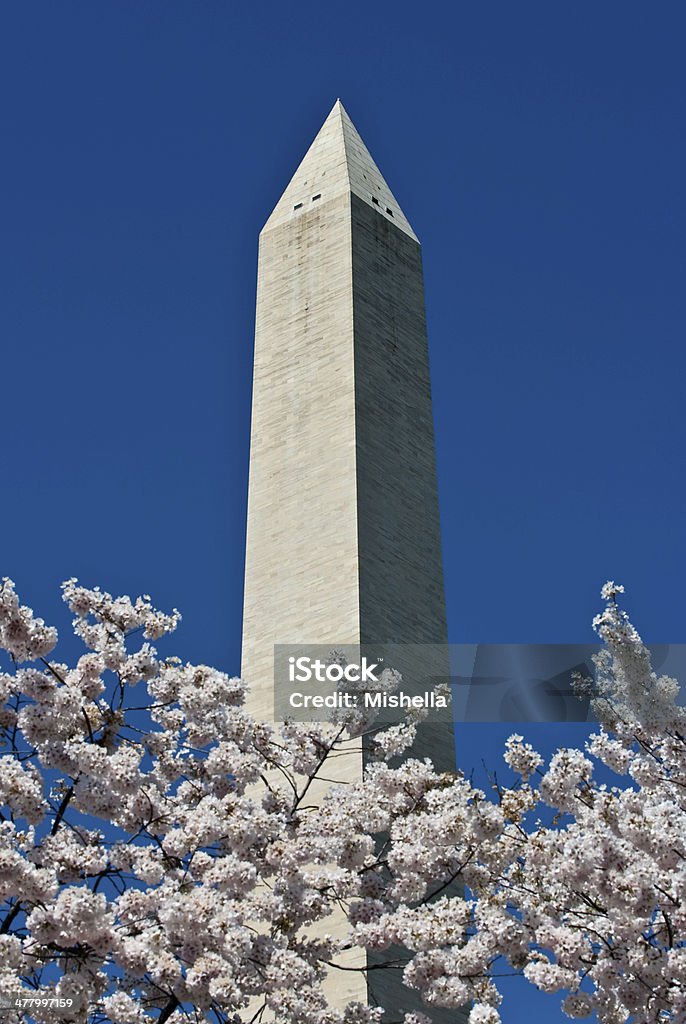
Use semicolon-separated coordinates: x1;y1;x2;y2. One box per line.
0;579;684;1023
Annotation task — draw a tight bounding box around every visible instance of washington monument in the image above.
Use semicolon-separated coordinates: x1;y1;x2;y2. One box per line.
242;100;459;1019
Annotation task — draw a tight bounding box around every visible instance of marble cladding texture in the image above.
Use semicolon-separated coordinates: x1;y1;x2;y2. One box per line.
241;180;464;1020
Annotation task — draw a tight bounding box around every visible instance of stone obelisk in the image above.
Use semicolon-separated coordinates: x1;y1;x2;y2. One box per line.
242;100;460;1020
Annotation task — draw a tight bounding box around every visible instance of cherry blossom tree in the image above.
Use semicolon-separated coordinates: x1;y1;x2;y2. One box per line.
0;578;684;1024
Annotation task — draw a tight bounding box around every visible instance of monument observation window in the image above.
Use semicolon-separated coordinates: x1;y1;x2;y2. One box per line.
312;193;321;201
293;203;303;210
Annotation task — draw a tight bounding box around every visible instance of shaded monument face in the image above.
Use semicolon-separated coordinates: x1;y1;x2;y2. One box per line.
241;100;461;1020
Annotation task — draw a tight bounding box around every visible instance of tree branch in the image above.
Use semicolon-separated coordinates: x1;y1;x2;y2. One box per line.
157;994;179;1023
0;901;22;934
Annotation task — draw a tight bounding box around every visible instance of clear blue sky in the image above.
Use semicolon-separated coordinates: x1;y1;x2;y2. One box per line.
2;3;686;1021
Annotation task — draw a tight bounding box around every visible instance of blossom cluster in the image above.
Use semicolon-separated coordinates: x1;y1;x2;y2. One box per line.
0;580;684;1024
